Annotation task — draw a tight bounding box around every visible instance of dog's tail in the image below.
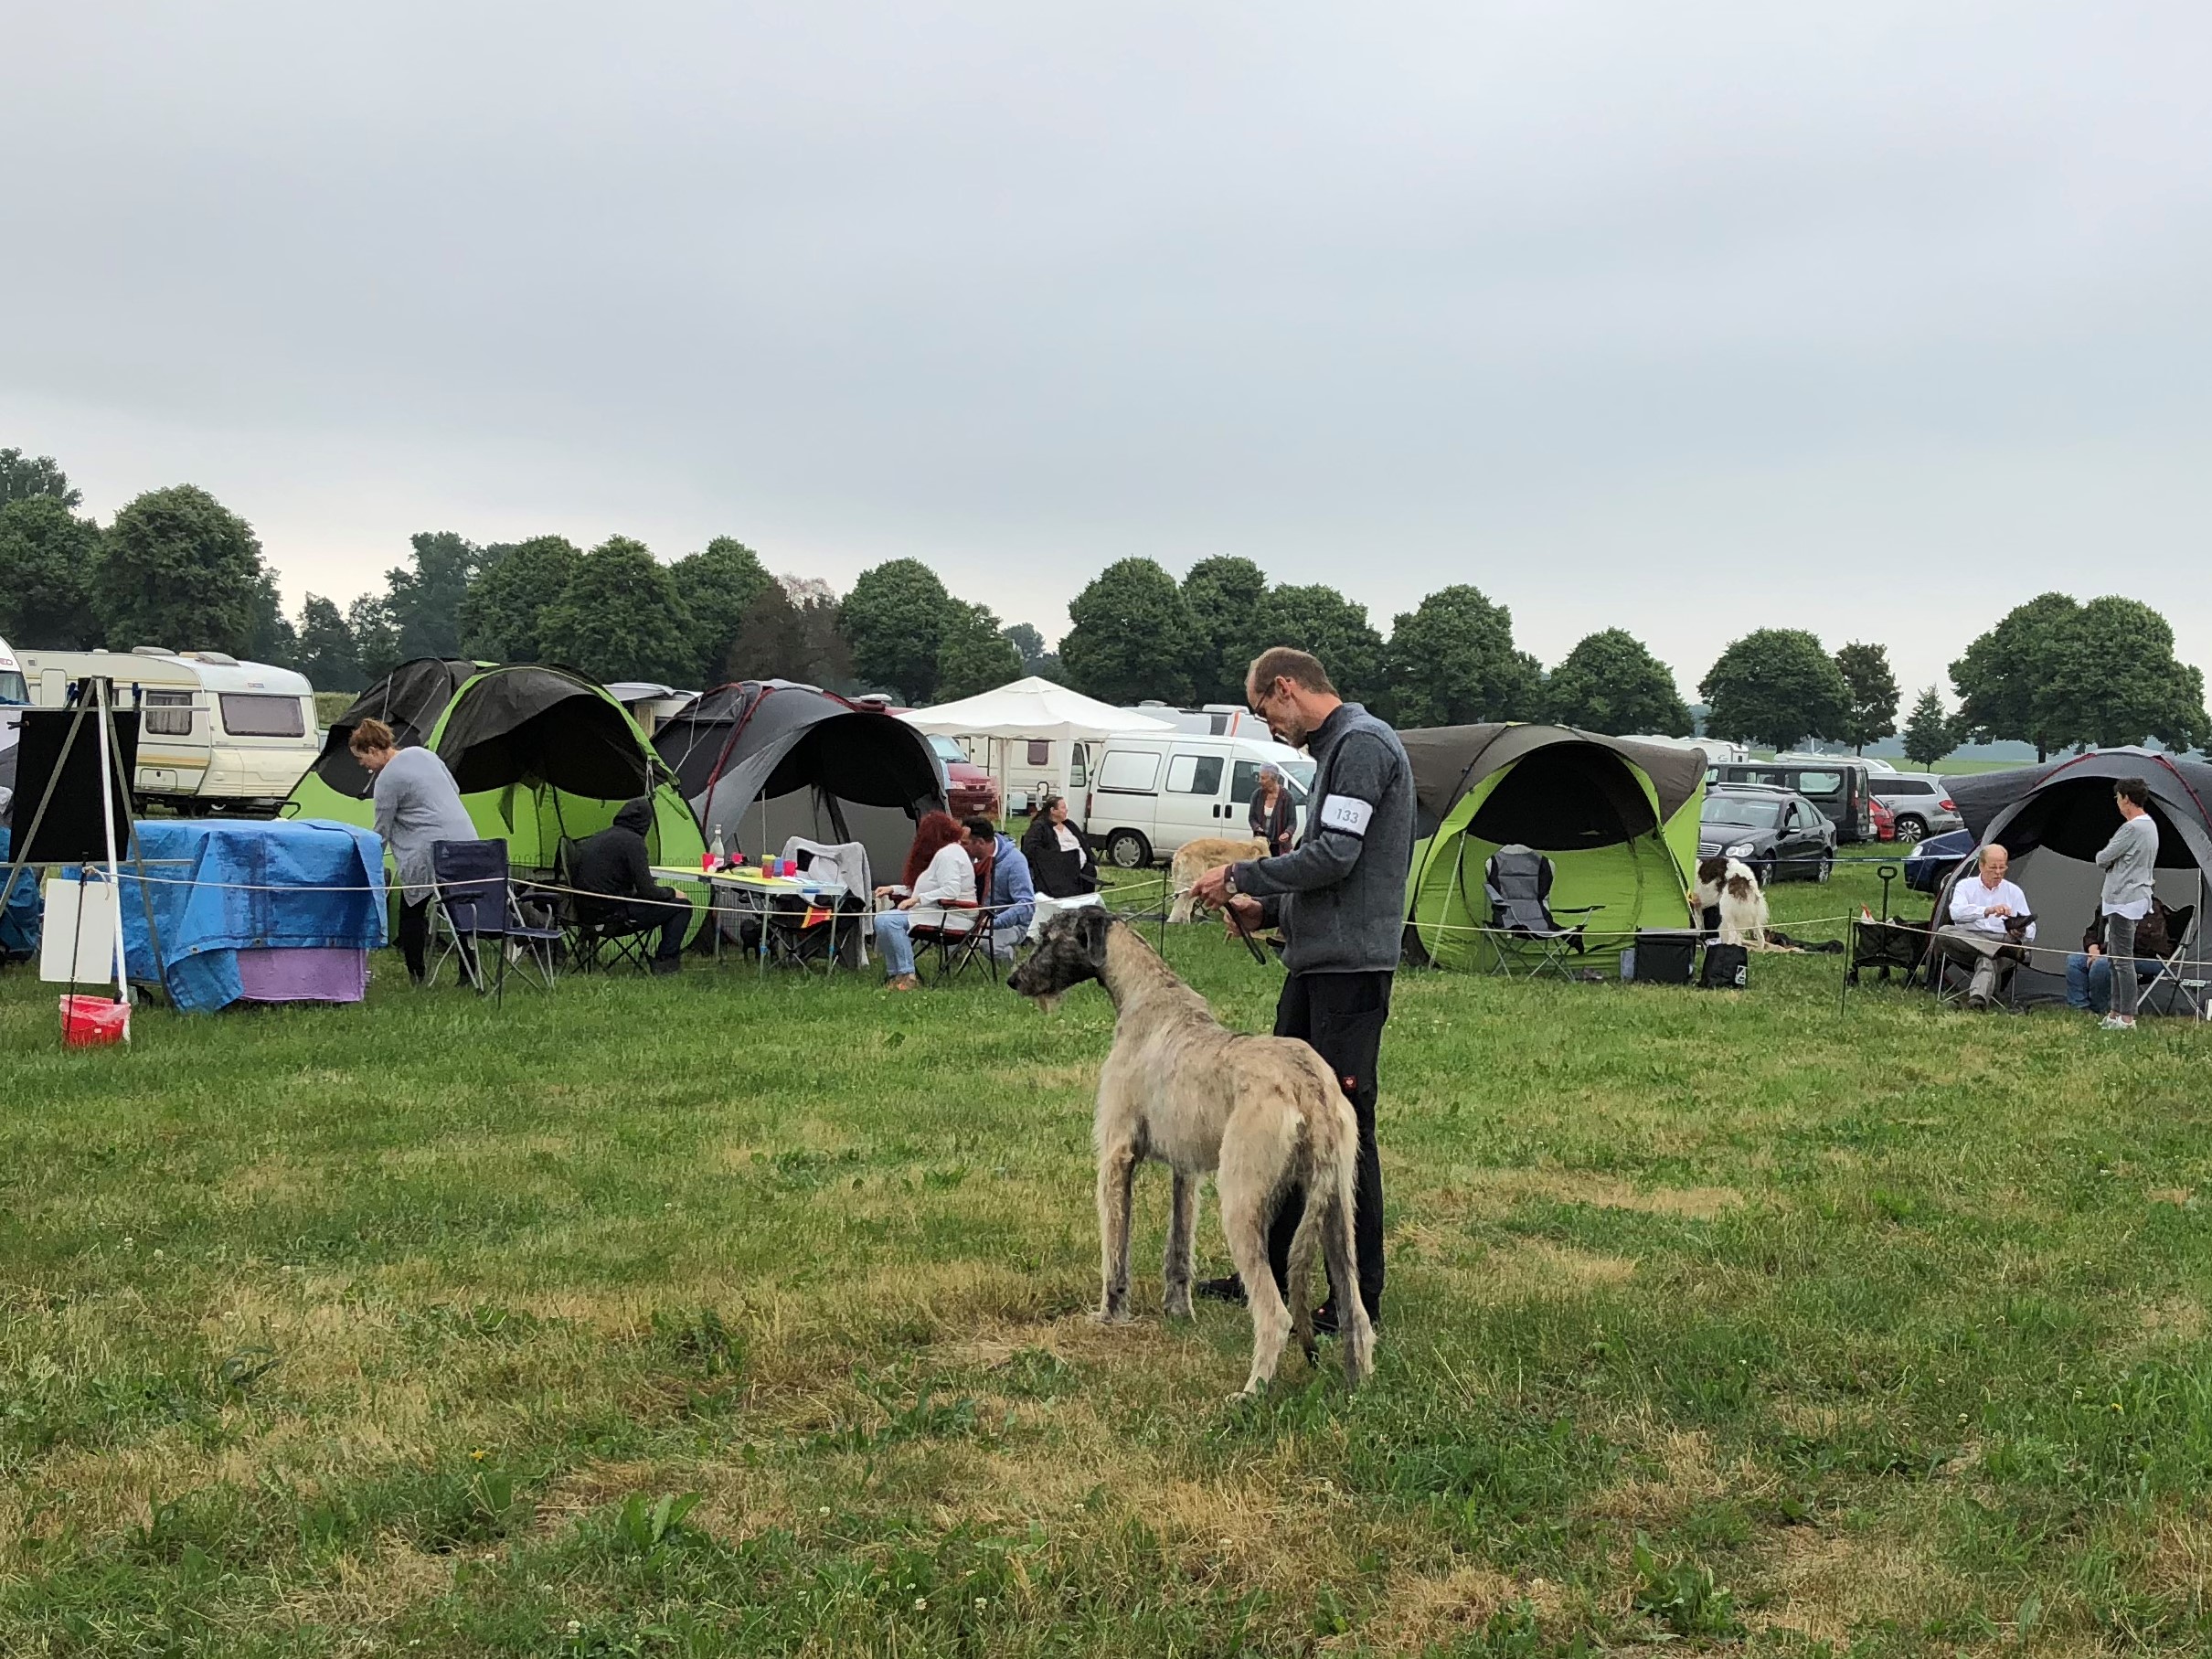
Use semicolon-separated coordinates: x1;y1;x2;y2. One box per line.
1292;1058;1375;1388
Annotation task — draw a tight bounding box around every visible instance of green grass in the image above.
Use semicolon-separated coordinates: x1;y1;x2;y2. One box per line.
5;862;2210;1655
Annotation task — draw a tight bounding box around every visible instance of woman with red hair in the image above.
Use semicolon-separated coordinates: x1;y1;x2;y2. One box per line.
872;810;976;990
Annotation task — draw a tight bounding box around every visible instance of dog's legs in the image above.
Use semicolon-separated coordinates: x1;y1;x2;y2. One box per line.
1318;1154;1376;1388
1095;1141;1139;1323
1163;1170;1196;1319
1285;1200;1319;1367
1217;1170;1292;1398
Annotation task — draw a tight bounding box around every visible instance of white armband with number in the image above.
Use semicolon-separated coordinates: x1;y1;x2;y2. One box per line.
1317;794;1374;836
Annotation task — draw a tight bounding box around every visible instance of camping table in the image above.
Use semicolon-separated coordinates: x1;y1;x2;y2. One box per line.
652;867;852;975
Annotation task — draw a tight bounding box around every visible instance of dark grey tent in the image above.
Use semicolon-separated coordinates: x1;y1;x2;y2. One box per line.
1939;749;2212;1010
653;681;947;881
291;658;484;811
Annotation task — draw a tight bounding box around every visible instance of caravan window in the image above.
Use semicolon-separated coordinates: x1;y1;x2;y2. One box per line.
1096;750;1160;792
1165;753;1225;795
218;694;306;738
1069;746;1088;788
1026;739;1052;766
143;690;195;736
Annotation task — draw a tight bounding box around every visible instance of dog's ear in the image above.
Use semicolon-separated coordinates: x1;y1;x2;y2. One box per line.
1077;904;1111;964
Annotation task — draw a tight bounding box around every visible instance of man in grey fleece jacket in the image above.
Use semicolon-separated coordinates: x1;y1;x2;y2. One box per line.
1189;646;1413;1329
2093;777;2161;1029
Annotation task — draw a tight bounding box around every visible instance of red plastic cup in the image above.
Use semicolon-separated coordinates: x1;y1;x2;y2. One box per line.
59;995;129;1048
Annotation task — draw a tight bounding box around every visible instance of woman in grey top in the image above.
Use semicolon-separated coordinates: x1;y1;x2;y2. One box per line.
2093;777;2160;1029
350;717;478;984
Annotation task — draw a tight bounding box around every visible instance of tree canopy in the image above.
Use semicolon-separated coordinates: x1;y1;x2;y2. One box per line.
937;601;1025;699
726;580;855;689
1382;585;1541;728
1833;642;1900;754
1059;558;1197;706
383;532;484;663
1001;622;1049;675
837;558;956;703
1542;629;1690;735
0;495;104;647
294;595;363;692
1901;687;1957;769
459;535;583;664
672;537;776;687
1256;583;1386;705
536;537;696;686
0;449;80;510
1698;630;1849;750
1948;593;2079;761
1181;557;1272;705
96;485;274;657
2033;596;2207;754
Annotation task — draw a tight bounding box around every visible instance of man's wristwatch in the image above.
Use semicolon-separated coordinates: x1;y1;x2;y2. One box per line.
1221;865;1239;898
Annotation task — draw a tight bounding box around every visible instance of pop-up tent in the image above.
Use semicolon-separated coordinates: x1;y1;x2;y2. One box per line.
1936;749;2211;1010
1400;724;1706;971
899;676;1175;819
654;680;946;883
285;663;707;938
286;658;484;823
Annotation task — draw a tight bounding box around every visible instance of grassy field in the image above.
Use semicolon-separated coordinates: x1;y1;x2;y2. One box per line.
3;860;2209;1656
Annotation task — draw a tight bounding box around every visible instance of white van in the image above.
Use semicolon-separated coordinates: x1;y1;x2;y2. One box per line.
0;635;25;707
1083;734;1315;868
22;647;321;814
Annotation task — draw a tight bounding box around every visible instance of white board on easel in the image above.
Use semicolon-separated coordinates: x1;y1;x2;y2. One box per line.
40;877;120;984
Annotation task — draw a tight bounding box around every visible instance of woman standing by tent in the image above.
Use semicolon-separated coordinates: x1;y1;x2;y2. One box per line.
1248;763;1296;856
350;718;476;986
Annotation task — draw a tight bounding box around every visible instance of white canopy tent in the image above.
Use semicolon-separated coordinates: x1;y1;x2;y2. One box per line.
899;676;1176;822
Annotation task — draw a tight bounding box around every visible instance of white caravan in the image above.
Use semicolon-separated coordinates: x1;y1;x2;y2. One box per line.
21;647;321;814
1115;702;1275;741
1082;733;1315;868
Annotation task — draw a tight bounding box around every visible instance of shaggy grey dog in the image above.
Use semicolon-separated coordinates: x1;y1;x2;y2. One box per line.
1008;908;1377;1396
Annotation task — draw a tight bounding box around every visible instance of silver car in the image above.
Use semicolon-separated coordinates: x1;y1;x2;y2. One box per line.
1872;771;1964;843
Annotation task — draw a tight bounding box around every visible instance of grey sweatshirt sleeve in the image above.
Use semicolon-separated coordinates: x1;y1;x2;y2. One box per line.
1231;732;1393;899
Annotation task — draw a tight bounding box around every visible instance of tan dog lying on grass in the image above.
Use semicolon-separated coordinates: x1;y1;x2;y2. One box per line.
1007;908;1377;1398
1166;836;1268;923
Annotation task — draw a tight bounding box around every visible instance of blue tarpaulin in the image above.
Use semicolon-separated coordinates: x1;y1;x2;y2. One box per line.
0;829;39;959
75;819;388;1013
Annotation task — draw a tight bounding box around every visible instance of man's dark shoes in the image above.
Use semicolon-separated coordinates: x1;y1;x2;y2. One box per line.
1195;1275;1246;1305
1309;1301;1379;1337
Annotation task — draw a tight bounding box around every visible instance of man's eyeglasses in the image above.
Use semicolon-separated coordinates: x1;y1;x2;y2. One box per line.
1249;679;1283;718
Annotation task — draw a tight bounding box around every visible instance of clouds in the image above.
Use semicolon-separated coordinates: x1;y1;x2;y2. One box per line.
5;2;2209;697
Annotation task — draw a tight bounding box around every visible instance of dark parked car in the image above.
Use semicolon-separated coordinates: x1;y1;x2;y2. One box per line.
1871;771;1963;842
1697;784;1838;885
1709;760;1876;843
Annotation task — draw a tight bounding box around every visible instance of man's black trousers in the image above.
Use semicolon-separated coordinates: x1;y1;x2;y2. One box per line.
1265;968;1390;1323
595;901;687;963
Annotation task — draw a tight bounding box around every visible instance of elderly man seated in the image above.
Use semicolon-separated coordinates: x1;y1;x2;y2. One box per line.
1937;844;2036;1010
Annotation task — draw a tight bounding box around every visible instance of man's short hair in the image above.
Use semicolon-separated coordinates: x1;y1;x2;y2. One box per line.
2116;778;2151;809
1979;843;2007;868
1247;647;1336;697
961;816;997;843
347;718;396;757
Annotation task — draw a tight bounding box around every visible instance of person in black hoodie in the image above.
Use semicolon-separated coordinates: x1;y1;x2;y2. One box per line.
573;798;686;973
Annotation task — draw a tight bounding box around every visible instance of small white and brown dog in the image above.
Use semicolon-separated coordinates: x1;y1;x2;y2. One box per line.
1694;856;1770;947
1166;836;1269;923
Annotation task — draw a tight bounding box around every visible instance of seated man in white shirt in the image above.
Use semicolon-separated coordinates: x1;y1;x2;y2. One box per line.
1938;843;2037;1009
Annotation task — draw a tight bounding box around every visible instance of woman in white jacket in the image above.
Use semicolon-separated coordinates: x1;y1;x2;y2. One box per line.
872;811;976;990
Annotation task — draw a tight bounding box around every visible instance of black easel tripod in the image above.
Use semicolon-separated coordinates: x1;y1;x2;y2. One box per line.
0;677;167;1025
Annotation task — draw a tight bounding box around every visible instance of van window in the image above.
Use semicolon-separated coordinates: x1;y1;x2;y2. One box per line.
1096;750;1160;792
1793;771;1843;799
143;689;195;736
1231;760;1264;803
1165;753;1225;795
218;695;306;738
1026;739;1051;766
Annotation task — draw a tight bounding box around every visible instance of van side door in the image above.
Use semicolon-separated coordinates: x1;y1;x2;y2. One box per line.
1156;748;1229;854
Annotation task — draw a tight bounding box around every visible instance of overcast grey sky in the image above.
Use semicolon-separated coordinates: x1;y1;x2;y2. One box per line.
5;3;2209;700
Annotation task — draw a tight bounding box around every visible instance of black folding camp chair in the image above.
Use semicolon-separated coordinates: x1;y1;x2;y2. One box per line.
556;836;658;974
2134;903;2198;1016
1480;844;1603;978
1846;916;1932;986
428;838;562;1001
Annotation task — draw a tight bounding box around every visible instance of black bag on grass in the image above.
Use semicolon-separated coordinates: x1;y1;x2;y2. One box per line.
1699;941;1749;990
1628;931;1697;984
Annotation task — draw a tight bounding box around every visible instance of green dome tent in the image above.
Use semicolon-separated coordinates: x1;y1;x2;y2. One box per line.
284;663;708;941
285;657;485;825
1400;724;1706;971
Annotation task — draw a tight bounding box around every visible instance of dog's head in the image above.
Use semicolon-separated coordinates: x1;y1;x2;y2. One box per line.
1008;906;1111;1009
1696;856;1729;890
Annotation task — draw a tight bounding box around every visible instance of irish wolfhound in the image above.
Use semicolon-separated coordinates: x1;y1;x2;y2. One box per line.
1007;907;1377;1396
1166;835;1269;923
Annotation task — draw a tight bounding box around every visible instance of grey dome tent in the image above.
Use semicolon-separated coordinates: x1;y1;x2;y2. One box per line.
1937;748;2212;1011
653;681;947;881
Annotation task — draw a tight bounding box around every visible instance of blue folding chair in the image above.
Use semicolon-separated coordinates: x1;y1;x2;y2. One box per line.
428;839;562;1000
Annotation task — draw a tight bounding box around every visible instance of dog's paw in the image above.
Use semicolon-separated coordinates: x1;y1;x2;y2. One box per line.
1092;1306;1132;1326
1163;1294;1194;1321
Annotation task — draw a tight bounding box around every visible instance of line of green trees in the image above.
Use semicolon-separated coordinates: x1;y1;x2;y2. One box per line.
5;448;2203;759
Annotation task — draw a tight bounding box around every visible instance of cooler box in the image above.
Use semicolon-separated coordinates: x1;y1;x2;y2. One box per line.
1625;931;1698;984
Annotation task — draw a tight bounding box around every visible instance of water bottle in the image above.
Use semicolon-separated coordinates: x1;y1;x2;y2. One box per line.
707;824;725;872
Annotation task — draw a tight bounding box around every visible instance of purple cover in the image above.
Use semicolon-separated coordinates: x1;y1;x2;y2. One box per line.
234;947;367;1005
